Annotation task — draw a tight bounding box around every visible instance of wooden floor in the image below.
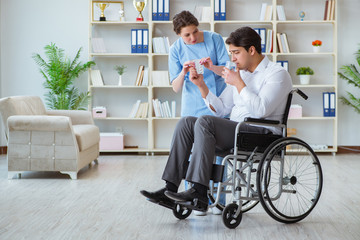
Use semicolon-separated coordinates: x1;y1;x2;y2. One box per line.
0;153;359;240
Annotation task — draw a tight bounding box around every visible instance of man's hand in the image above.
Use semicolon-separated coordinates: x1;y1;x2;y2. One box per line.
222;67;246;93
189;66;209;98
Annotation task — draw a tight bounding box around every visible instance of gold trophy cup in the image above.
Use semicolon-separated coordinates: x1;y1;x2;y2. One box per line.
133;0;147;21
96;3;110;21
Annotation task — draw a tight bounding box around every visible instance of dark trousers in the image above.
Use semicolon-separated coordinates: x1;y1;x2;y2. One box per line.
161;115;270;187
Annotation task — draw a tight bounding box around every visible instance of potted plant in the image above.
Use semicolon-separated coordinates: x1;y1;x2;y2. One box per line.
296;67;314;84
114;65;127;86
32;43;95;110
338;45;360;114
312;40;322;53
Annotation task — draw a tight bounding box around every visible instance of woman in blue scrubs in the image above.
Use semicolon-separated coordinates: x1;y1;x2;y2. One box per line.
168;11;228;215
169;11;228;116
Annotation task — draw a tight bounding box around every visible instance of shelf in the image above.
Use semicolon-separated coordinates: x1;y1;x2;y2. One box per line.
91;21;150;25
90;85;148;89
152;117;181;120
276;20;336;25
289;117;336;120
293;84;336;88
94;117;149;121
276;52;335;56
89;0;338;153
90;53;149;57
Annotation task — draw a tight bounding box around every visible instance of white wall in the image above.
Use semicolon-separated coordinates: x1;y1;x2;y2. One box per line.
1;0;360;146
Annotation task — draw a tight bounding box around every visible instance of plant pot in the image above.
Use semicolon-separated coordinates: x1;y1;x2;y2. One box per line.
299;75;311;85
313;46;321;53
118;75;122;86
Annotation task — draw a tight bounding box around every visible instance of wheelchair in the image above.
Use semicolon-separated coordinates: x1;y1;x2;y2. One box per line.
171;88;323;229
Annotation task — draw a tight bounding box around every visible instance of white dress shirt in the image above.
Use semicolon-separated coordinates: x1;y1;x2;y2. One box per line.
203;56;293;134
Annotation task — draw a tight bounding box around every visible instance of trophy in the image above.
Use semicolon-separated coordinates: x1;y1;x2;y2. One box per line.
133;0;147;21
96;3;110;21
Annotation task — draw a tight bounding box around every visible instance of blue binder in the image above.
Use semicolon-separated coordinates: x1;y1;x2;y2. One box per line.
137;29;143;53
323;92;330;117
158;0;164;20
152;0;158;20
214;0;220;20
329;92;336;117
164;0;169;21
220;0;226;20
259;28;266;53
142;29;149;53
131;29;137;53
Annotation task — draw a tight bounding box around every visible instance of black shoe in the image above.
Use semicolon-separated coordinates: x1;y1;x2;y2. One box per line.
164;188;208;212
140;188;175;209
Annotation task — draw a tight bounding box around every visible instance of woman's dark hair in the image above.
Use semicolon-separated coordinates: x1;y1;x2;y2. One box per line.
225;27;262;54
172;11;199;35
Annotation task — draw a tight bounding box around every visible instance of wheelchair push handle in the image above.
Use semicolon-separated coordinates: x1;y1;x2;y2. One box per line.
293;88;308;100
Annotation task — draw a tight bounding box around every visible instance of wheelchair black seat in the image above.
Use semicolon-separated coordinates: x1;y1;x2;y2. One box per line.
237;131;282;153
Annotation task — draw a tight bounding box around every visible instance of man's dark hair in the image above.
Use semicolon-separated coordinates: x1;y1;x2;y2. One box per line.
225;27;262;54
172;11;199;35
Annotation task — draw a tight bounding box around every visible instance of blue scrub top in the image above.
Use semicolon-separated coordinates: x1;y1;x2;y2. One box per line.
168;31;229;117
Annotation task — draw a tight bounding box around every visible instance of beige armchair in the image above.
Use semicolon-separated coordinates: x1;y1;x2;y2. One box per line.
0;96;100;179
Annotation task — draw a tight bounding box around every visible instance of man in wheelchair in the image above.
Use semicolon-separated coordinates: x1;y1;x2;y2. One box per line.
141;26;292;213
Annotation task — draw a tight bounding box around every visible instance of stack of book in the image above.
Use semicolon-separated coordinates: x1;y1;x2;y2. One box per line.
259;3;273;21
152;99;176;118
151;71;170;86
194;6;212;22
276;5;286;21
266;29;273;53
152;37;170;54
129;100;149;118
90;69;104;86
152;0;170;21
324;0;336;20
135;65;149;86
131;29;149;54
276;33;290;53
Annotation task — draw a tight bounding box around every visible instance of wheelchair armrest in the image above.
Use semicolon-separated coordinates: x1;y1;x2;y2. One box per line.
244;117;280;125
242;117;286;129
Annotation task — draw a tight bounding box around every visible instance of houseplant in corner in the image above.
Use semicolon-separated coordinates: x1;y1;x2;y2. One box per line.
32;43;95;110
296;67;314;85
114;64;127;86
338;45;360;114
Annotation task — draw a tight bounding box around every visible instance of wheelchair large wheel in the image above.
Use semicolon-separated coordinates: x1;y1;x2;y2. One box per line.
173;203;192;220
257;137;323;224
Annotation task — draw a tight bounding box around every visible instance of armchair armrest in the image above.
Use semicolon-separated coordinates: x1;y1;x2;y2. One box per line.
8;115;72;131
46;110;94;125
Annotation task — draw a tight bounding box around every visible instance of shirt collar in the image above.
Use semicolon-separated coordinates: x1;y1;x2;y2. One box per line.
252;55;269;73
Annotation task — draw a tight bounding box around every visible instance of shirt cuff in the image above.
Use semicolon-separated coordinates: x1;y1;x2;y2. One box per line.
203;91;217;110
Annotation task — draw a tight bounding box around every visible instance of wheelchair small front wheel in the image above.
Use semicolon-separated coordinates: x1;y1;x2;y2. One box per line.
172;203;192;220
222;203;242;229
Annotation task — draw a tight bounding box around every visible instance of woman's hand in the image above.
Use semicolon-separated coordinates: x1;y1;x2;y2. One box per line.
182;60;195;75
200;57;213;70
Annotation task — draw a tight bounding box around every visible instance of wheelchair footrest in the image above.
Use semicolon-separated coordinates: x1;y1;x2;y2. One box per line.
175;198;208;212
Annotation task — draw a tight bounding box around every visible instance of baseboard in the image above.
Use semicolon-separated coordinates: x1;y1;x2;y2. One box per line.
0;146;7;155
1;145;359;155
337;146;360;154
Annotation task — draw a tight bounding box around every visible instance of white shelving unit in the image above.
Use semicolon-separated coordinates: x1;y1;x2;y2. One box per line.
88;0;337;154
